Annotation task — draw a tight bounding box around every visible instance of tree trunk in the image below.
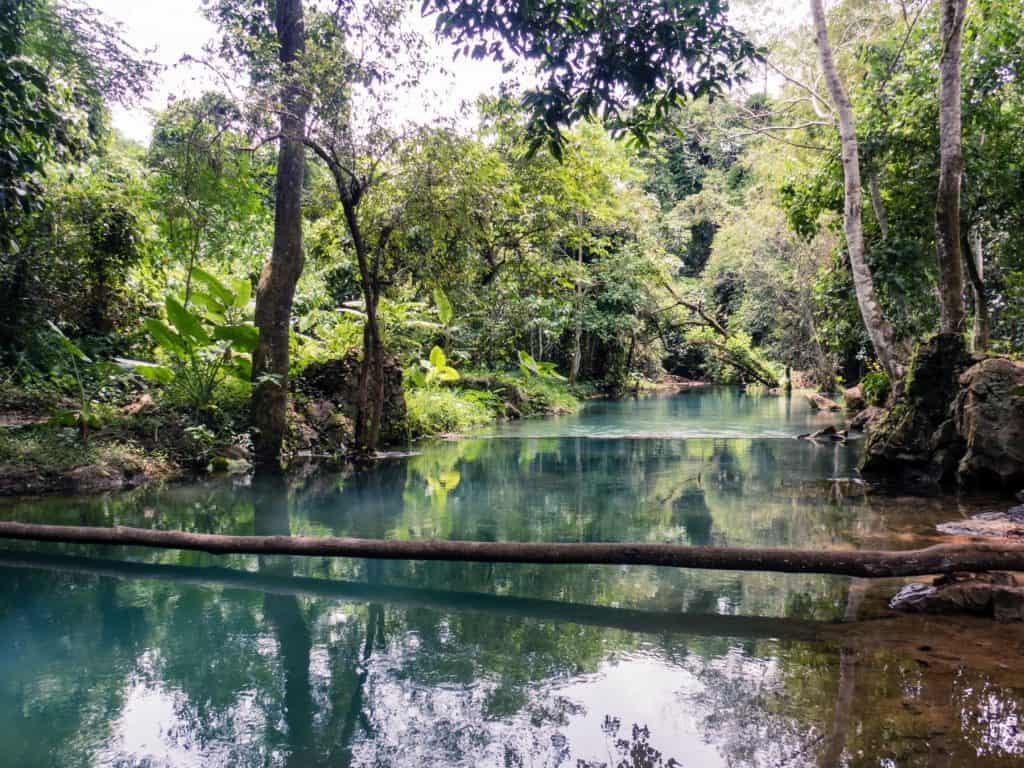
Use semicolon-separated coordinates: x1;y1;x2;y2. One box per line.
569;210;584;383
4;521;1024;577
935;0;968;335
964;224;990;352
251;0;308;473
810;0;903;382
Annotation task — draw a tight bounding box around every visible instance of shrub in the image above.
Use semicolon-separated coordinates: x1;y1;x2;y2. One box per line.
405;388;494;438
861;368;890;406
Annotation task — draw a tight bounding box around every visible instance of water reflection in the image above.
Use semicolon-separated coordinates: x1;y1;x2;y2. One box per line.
0;390;1022;766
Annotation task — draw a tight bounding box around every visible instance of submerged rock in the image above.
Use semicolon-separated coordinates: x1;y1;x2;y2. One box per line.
890;572;1024;622
935;506;1024;539
797;425;844;441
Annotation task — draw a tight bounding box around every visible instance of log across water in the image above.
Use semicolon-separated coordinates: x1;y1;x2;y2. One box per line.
1;521;1024;577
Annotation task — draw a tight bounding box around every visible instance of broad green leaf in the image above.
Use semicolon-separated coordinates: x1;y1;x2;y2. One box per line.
232;278;252;309
143;318;188;357
409;369;427;388
47;320;90;362
190;267;234;307
115;358;174;384
229;356;253;381
213;324;260;353
439;367;460;382
429;346;447;369
433;287;454;325
190;292;227;321
166;297;211;343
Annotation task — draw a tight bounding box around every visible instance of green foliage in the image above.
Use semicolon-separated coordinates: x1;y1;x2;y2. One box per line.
121;270;256;412
45;320;121;439
517;351;566;381
426;0;757;156
411;346;460;388
861;368;890;407
405;387;493;438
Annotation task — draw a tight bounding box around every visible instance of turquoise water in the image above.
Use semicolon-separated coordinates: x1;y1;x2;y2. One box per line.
1;388;1022;767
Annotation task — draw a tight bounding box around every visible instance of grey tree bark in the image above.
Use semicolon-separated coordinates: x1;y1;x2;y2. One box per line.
935;0;969;334
964;224;990;352
251;0;308;472
810;0;903;382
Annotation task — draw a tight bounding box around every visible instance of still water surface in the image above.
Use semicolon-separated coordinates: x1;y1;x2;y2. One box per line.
1;388;1023;767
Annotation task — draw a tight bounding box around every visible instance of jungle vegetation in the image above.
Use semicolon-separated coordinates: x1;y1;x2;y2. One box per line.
1;0;1022;476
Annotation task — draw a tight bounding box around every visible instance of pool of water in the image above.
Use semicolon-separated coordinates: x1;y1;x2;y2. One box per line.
1;388;1022;767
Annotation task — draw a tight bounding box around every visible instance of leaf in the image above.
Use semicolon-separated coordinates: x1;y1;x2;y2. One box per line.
213;324;260;353
47;320;90;362
229;356;253;381
143;318;188;357
439;367;460;382
429;346;447;369
166;297;211;343
115;358;174;384
190;292;226;322
433;286;454;325
410;369;427;388
517;349;539;375
232;277;252;309
190;267;234;308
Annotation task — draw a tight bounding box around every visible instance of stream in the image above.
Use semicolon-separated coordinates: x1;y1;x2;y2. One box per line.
1;387;1022;767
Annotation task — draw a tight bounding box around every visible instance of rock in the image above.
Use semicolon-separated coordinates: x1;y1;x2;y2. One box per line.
121;394;155;416
848;405;882;432
953;357;1024;490
890;572;1024;622
806;392;842;411
798;425;844;442
861;333;972;491
220;443;250;460
67;464;126;492
936;507;1024;538
298;349;407;446
843;384;865;411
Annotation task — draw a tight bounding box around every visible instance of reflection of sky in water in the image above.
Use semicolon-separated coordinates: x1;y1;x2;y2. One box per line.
1;390;1023;767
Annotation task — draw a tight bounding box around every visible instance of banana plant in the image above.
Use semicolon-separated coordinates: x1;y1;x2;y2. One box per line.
118;269;258;411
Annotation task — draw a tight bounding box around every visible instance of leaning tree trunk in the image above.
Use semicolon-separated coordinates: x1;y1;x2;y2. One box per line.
964;224;990;352
935;0;969;335
251;0;308;472
810;0;903;382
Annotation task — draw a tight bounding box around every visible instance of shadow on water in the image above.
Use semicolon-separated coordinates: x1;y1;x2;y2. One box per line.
1;390;1023;766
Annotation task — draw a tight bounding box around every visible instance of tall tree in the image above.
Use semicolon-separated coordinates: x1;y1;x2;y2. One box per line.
934;0;969;335
251;0;308;471
809;0;902;381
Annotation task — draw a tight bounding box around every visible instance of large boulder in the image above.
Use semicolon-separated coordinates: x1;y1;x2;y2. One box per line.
861;333;973;490
298;349;407;446
843;384;865;411
953;357;1024;489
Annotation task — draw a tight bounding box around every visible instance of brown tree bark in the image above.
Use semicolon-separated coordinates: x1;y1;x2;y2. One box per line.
4;521;1024;577
810;0;903;382
251;0;308;472
935;0;969;335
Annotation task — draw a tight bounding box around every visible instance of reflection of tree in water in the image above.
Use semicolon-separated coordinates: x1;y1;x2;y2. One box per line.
577;719;682;768
672;487;713;546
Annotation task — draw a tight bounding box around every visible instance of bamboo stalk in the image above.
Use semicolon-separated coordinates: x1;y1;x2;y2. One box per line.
1;521;1024;577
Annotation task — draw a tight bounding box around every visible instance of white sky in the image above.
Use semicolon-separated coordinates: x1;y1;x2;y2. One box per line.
93;0;811;145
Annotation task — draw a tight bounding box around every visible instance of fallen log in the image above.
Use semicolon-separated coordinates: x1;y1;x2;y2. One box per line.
2;521;1024;577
